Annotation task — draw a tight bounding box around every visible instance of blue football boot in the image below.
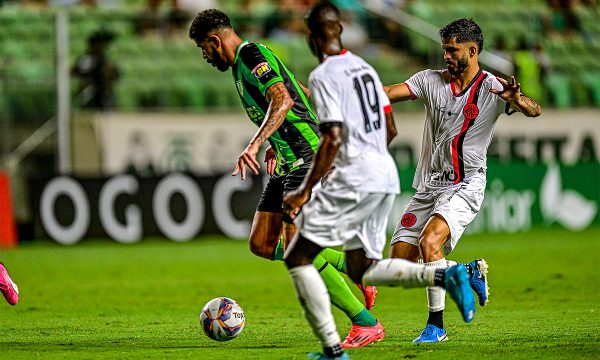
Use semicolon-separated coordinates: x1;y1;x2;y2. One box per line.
444;264;475;323
468;259;490;306
413;324;448;343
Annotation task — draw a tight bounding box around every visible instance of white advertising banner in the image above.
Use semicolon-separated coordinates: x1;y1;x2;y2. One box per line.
97;112;256;176
95;109;600;175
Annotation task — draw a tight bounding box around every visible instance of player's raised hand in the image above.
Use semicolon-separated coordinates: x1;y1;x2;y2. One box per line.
264;145;277;176
232;142;261;180
490;76;521;103
283;190;310;220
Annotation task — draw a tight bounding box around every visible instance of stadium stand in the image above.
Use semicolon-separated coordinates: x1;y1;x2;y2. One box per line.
0;0;598;122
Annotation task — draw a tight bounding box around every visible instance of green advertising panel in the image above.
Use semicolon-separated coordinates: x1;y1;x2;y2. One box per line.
391;162;599;234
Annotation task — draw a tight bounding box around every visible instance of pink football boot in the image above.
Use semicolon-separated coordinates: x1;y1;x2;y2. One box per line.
0;263;19;305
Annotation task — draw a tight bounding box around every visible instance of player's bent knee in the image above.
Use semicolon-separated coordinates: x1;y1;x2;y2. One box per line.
389;241;420;261
418;234;443;257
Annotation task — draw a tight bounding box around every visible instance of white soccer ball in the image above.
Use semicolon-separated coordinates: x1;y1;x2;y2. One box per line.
199;297;245;341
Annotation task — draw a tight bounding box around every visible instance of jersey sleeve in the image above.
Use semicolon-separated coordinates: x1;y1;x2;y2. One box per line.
309;73;344;124
239;43;283;96
403;69;430;100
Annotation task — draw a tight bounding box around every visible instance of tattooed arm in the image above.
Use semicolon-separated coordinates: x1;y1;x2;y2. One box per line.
508;95;542;117
250;82;294;144
232;81;293;180
490;75;542;117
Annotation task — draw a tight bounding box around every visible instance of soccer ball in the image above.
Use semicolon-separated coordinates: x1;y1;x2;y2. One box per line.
200;297;245;341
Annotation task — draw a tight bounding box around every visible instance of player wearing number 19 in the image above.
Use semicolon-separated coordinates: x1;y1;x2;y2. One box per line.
188;9;384;347
283;4;475;359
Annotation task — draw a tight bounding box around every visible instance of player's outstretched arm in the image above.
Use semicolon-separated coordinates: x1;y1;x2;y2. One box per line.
490;76;542;117
232;82;293;180
283;124;342;219
384;83;412;104
253;81;294;144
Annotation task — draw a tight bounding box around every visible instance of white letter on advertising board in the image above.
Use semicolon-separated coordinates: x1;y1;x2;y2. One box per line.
99;175;142;243
40;176;90;245
153;173;204;241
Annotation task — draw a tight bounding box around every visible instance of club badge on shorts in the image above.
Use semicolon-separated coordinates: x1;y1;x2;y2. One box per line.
401;213;417;228
463;103;479;120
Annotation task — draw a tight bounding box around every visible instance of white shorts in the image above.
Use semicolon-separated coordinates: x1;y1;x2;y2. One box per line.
292;187;396;260
390;173;486;255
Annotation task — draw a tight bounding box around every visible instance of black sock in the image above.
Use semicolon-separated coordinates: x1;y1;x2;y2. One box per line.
427;310;444;329
324;344;344;358
433;268;445;287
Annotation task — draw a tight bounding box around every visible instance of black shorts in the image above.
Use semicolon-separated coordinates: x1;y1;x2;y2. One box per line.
256;163;310;223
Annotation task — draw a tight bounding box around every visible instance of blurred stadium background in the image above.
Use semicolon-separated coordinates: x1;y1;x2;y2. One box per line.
0;1;599;358
0;0;598;250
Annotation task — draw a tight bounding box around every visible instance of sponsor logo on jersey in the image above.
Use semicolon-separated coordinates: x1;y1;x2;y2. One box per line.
252;62;272;78
429;169;457;184
245;105;262;122
401;213;417;228
463;103;479;120
236;80;243;96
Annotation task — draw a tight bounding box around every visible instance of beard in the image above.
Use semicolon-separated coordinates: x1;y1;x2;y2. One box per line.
447;55;469;76
210;56;229;72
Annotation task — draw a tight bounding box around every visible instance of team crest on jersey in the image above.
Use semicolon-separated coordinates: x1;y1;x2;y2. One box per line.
236;80;243;96
401;213;417;228
463;103;479;120
252;62;272;78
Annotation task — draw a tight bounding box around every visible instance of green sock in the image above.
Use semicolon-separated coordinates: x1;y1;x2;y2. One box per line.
312;254;377;326
350;308;378;327
318;248;347;273
272;237;285;261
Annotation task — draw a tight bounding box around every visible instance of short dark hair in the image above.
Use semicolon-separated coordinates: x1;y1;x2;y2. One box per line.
439;18;484;54
189;9;232;41
305;1;340;33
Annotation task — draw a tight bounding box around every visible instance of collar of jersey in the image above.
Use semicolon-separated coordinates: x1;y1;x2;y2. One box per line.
451;68;483;97
234;41;250;63
324;48;349;61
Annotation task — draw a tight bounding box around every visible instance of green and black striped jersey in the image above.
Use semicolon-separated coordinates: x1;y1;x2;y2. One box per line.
232;41;320;175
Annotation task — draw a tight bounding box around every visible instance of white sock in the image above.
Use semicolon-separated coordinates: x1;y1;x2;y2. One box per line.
288;264;340;347
425;259;448;312
362;258;436;288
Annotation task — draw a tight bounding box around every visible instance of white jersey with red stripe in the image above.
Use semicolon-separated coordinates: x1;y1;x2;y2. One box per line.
308;50;399;194
405;69;510;191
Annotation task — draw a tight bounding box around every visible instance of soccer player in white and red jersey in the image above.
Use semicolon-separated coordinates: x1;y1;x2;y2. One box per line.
384;18;542;343
282;4;476;359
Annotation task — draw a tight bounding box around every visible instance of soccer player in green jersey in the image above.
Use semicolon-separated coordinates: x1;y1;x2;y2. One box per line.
189;9;385;347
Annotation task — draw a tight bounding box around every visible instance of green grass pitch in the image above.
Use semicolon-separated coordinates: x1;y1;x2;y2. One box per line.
0;227;599;359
